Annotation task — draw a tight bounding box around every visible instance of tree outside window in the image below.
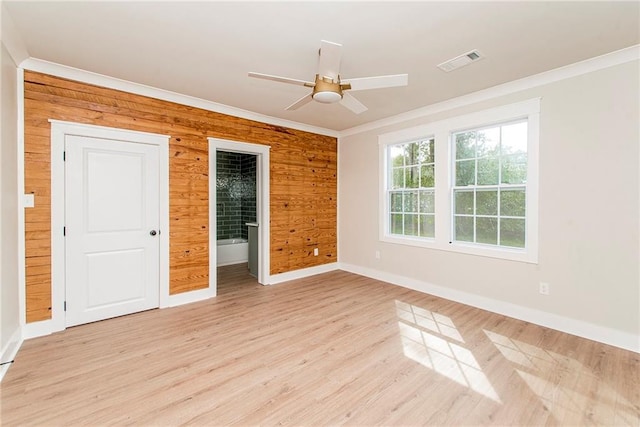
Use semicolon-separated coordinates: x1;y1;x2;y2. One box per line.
452;121;527;248
388;138;435;238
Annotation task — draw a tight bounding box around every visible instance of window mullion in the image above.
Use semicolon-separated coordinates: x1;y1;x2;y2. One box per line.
497;186;501;246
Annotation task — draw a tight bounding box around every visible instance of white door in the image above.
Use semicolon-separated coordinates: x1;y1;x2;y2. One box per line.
65;135;160;327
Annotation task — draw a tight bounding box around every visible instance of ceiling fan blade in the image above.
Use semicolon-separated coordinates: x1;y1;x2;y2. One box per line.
340;92;368;114
317;40;342;81
342;74;408;91
248;72;313;87
285;94;314;111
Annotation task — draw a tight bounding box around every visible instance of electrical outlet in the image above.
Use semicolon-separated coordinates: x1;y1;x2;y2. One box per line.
23;193;35;208
539;282;550;295
313;248;319;256
375;250;381;260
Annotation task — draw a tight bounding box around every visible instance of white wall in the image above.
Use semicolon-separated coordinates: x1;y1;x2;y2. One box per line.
339;59;639;350
0;5;24;378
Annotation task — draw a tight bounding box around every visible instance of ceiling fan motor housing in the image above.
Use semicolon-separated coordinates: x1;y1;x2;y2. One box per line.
312;75;350;103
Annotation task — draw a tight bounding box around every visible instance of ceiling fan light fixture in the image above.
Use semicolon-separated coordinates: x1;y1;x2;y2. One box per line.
312;74;343;103
313;91;342;103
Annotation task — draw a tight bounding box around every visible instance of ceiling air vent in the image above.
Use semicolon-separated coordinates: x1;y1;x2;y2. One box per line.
437;50;484;72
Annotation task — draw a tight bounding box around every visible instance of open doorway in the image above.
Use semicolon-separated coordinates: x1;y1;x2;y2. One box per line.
208;138;270;295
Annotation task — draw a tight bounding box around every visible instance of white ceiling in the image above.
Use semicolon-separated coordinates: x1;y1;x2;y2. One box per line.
4;1;640;132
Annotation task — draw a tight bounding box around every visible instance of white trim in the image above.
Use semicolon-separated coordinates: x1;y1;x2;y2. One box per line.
49;119;170;141
340;263;640;354
17;68;26;328
269;262;339;285
22;319;53;339
208;138;271;287
209;142;217;295
16;45;638;142
378;99;540;264
0;328;22;382
49;120;170;333
340;45;640;138
20;58;338;138
337;139;342;264
157;137;170;309
167;286;216;308
216;260;248;267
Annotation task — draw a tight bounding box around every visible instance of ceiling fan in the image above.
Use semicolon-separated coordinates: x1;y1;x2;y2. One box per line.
248;40;408;114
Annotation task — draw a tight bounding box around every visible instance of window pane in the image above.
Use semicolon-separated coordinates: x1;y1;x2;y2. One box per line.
500;189;526;217
500;218;525;248
404;191;418;213
501;122;527;155
455;132;475;160
420;164;435;188
419;190;435;214
454;216;474;242
390;145;405;167
391;214;403;234
404;214;418;236
476;217;498;245
419;214;435;238
392;168;404;189
456;159;475;186
477;157;499;185
501;154;527;184
419;139;435;164
387;137;437;242
405;166;419;188
405;143;419;166
447;118;531;251
390;191;403;212
476;190;497;215
455;190;474;215
476;127;500;158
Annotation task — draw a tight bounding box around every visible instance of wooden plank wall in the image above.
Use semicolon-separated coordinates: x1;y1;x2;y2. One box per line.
24;71;337;323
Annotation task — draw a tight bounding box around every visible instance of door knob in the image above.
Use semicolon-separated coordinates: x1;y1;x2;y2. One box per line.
150;230;157;236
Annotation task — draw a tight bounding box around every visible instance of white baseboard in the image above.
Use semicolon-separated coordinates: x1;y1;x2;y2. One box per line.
216;259;248;267
23;318;58;339
166;286;217;308
20;262;637;354
0;328;23;382
269;262;340;285
340;263;640;354
23;287;217;340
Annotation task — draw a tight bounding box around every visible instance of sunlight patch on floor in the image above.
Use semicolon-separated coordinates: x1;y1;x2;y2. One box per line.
396;301;501;403
484;329;639;425
395;300;464;343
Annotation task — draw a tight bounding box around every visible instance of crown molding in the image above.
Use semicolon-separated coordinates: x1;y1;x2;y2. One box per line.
19;58;339;138
339;44;640;138
17;44;639;141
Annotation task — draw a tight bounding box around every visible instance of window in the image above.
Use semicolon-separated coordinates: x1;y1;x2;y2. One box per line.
452;121;527;248
380;99;539;263
388;138;435;238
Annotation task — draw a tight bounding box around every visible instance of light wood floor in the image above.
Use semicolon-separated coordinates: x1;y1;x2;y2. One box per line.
1;265;638;426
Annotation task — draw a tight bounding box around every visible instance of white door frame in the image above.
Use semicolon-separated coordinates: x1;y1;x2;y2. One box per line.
50;120;170;333
208;138;271;287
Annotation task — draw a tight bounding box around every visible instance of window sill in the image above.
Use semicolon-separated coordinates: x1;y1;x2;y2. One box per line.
380;234;538;264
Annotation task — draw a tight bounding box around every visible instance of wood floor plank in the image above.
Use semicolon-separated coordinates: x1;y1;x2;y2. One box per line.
1;265;638;426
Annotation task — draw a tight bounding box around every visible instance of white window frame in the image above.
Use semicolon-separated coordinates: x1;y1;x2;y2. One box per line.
386;138;436;240
379;98;540;263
